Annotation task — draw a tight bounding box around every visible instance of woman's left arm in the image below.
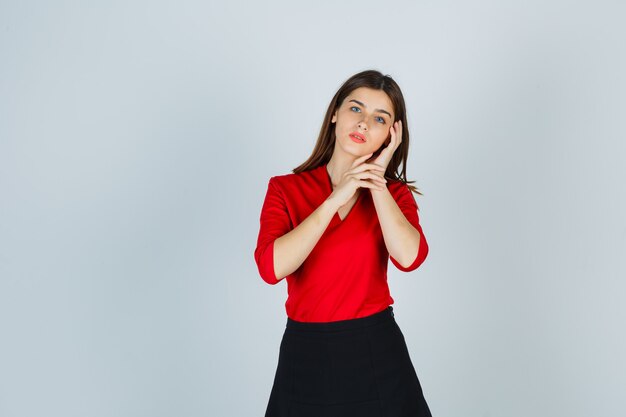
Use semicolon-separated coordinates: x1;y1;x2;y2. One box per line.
370;186;421;268
366;120;423;269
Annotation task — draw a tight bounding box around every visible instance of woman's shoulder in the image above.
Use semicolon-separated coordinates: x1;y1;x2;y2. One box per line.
265;166;328;203
268;165;325;187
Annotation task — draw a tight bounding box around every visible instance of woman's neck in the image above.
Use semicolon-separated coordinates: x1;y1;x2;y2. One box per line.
326;154;359;188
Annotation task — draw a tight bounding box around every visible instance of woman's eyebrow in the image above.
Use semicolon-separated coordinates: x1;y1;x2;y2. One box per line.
349;99;392;118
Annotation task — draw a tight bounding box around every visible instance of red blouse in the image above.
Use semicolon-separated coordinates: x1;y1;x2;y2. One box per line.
254;163;429;322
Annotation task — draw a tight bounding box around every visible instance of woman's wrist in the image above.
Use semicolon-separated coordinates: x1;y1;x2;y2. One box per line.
322;195;341;214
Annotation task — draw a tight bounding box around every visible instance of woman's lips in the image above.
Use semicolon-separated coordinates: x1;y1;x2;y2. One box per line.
349;133;366;143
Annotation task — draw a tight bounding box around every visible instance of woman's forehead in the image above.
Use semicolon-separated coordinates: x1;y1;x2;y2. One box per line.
345;87;394;117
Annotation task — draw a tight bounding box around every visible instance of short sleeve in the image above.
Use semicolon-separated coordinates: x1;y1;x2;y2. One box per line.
254;177;293;284
389;183;429;272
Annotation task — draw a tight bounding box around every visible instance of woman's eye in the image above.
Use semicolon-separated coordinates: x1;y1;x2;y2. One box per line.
351;106;385;124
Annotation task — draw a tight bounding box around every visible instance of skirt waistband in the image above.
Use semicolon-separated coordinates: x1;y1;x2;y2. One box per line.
286;306;395;333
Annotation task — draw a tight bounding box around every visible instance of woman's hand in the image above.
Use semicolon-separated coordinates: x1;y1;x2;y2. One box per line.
327;153;387;208
366;120;403;171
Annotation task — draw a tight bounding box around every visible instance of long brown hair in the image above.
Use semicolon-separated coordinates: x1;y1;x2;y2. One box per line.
292;69;423;196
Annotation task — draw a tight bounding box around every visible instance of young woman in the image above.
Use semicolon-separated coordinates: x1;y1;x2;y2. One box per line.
254;69;432;417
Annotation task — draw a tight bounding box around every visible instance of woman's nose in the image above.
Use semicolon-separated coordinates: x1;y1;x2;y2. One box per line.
357;120;368;130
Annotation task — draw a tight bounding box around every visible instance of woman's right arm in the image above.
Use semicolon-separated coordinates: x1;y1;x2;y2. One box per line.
254;154;385;284
254;178;339;285
272;197;338;281
254;178;340;284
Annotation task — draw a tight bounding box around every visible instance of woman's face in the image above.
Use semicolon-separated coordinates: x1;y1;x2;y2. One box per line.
331;87;395;158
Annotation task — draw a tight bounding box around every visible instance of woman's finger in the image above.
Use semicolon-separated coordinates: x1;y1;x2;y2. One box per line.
349;163;386;175
358;180;385;191
351;152;373;168
364;163;386;172
350;171;387;184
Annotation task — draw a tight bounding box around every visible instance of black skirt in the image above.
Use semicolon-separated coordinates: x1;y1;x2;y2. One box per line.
265;306;433;417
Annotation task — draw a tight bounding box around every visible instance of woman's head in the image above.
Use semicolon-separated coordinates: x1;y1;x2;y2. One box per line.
294;69;422;195
330;86;395;160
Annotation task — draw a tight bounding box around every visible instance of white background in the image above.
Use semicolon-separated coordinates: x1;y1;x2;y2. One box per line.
1;1;625;416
